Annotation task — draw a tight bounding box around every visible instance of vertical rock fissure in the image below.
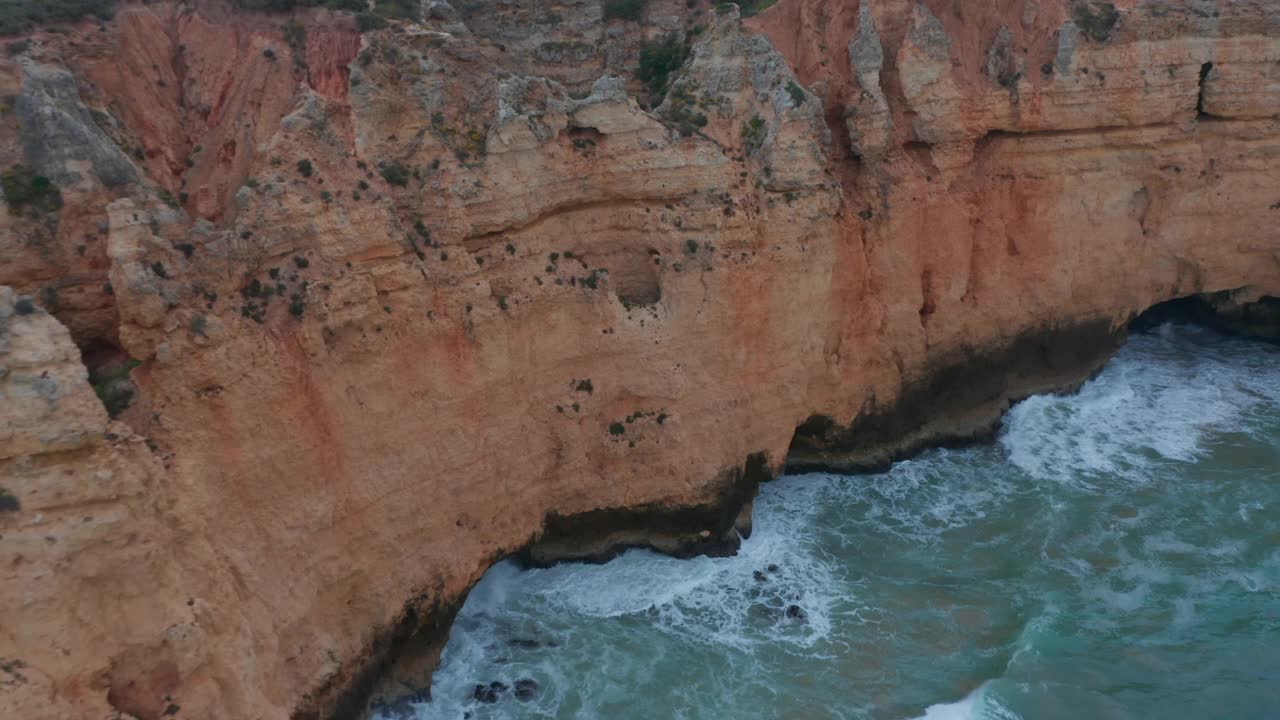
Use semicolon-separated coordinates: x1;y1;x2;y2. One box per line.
1196;61;1214;118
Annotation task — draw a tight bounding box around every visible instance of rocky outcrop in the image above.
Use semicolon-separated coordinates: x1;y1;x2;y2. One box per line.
15;61;137;189
0;288;221;720
1;1;1279;719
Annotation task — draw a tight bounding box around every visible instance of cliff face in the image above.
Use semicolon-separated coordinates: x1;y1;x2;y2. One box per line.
1;1;1278;718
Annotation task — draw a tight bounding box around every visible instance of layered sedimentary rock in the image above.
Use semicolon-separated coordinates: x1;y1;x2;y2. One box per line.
1;1;1278;718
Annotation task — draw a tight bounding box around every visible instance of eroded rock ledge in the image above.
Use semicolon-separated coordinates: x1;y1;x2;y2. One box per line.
787;318;1129;473
2;1;1279;718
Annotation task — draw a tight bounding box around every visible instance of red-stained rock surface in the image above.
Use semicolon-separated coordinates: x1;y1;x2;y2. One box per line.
1;1;1278;718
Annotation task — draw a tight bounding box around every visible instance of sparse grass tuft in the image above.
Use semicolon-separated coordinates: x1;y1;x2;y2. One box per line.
741;115;767;154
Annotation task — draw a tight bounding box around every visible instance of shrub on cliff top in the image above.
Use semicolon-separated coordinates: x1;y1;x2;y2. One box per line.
355;11;387;31
0;0;116;36
739;0;779;17
604;0;646;22
371;0;419;19
786;81;806;107
232;0;332;10
637;33;689;102
231;0;416;23
1071;1;1119;43
2;165;62;215
380;161;410;187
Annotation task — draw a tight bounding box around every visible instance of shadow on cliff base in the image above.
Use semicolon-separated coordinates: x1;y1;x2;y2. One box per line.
785;290;1280;476
1130;291;1280;344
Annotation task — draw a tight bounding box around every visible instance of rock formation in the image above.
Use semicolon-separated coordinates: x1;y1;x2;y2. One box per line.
1;0;1277;717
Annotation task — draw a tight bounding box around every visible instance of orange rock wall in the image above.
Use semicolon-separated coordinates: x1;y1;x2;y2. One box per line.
1;1;1278;719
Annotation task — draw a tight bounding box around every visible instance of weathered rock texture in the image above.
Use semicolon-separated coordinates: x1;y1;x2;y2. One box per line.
1;0;1278;718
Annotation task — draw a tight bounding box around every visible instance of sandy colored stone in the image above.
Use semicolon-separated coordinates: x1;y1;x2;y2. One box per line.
1;1;1279;718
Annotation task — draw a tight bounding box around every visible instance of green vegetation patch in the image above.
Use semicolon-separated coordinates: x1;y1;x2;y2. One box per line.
2;165;62;215
380;161;410;187
0;0;419;35
603;0;646;22
230;1;419;29
786;81;806;106
355;11;387;31
739;0;779;17
637;33;689;103
233;0;355;10
1071;1;1119;43
660;82;711;136
90;359;140;418
0;0;116;36
741;114;767;154
368;0;418;18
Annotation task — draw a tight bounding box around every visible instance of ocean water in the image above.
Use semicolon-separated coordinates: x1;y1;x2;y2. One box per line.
393;325;1280;720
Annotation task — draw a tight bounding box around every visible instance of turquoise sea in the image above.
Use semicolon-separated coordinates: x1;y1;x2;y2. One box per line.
391;325;1280;719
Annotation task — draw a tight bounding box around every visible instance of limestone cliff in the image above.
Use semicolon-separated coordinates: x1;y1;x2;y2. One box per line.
1;1;1278;718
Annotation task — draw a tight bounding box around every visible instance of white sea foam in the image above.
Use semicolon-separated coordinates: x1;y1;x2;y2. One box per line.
417;476;852;718
909;682;1020;720
1001;328;1280;486
508;476;842;650
912;695;979;720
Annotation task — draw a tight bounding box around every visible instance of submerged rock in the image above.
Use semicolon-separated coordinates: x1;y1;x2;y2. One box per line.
472;681;509;703
514;678;539;701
